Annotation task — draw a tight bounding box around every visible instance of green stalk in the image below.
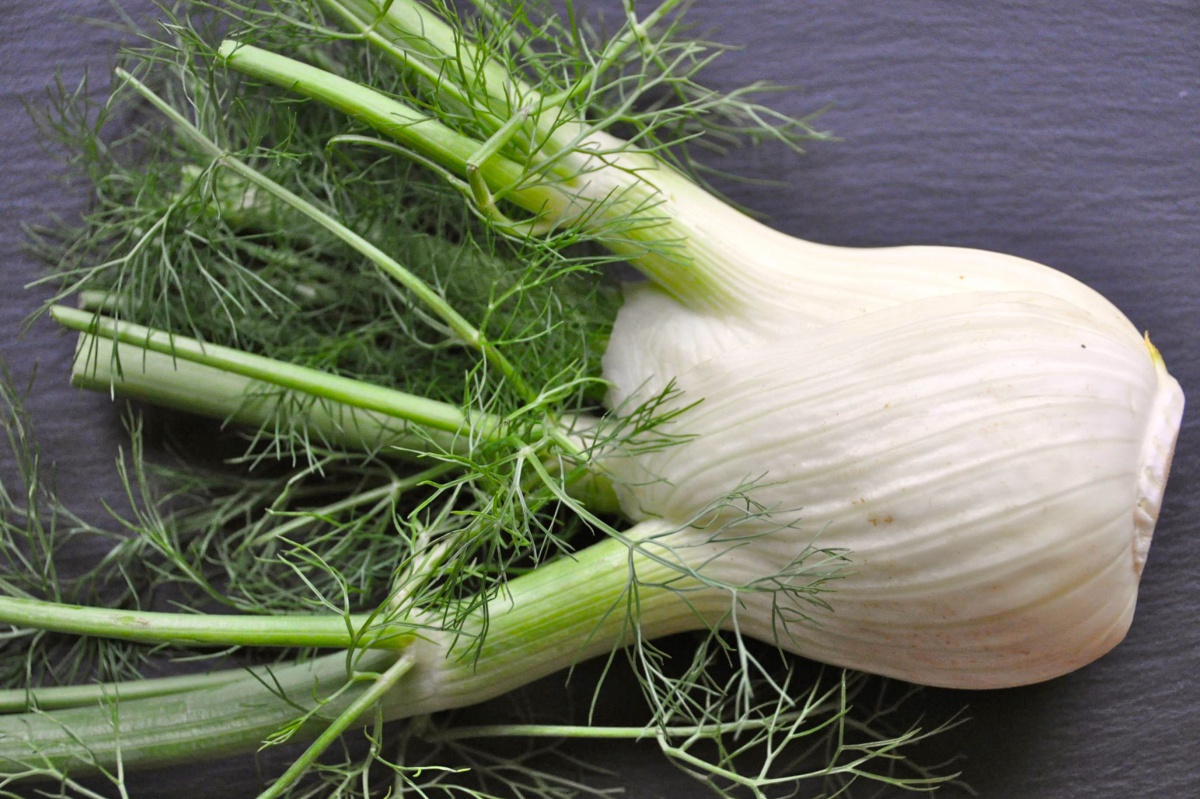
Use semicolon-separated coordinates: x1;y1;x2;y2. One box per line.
213;42;559;217
257;652;415;799
0;595;413;650
118;68;548;409
69;329;463;454
318;0;520;131
55;305;489;438
0;669;246;713
67;327;466;456
319;0;687;157
61;317;623;512
0;521;730;776
0;650;397;774
215;37;749;314
389;522;732;717
306;0;748;311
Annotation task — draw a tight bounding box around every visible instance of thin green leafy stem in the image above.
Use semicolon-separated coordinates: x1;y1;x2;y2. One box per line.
117;67;542;409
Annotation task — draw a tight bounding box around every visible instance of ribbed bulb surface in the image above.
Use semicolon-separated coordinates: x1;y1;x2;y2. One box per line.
600;231;1184;689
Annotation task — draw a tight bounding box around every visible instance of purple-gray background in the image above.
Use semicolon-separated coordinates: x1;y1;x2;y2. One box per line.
2;2;1197;797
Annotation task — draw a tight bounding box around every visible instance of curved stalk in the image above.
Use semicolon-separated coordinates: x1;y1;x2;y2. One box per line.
0;521;735;776
215;38;767;315
319;0;688;161
117;67;551;410
210;44;557;218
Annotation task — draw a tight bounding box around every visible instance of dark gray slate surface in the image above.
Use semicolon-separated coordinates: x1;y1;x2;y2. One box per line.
2;2;1197;797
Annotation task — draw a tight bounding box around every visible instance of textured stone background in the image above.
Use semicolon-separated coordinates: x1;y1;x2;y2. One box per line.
2;2;1197;797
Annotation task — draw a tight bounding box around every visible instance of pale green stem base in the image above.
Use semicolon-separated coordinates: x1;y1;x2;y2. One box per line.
0;522;727;775
216;38;765;318
384;521;731;717
69;329;463;457
55;305;479;437
60;316;623;514
0;650;395;773
0;669;245;713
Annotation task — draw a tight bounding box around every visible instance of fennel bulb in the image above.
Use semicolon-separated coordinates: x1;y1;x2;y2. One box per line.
580;148;1187;689
601;270;1183;688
